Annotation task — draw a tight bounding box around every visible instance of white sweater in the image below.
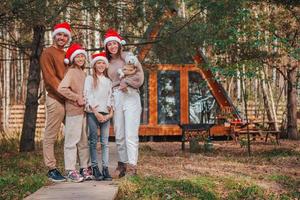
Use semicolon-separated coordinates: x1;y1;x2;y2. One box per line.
84;75;113;113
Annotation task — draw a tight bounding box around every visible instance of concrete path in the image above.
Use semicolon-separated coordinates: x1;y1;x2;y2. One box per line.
25;143;119;200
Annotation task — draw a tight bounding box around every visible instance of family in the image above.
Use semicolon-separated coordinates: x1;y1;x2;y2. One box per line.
40;22;144;182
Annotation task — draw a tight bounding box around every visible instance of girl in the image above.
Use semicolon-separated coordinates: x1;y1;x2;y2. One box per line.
104;29;144;177
58;43;92;182
84;51;113;181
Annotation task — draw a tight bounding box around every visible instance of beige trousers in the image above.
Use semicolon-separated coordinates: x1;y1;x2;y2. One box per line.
43;95;65;170
64;114;90;171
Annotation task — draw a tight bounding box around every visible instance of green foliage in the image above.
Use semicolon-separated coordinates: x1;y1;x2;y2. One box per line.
258;148;300;158
0;131;20;152
291;48;300;60
118;176;218;200
268;174;300;199
151;0;300;90
222;177;276;200
227;185;264;200
118;175;291;200
0;138;64;200
0;151;48;199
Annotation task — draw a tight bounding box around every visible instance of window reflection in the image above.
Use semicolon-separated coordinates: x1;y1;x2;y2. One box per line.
189;72;219;124
158;71;180;124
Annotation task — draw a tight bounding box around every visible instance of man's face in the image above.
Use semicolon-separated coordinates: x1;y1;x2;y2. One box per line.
53;32;69;48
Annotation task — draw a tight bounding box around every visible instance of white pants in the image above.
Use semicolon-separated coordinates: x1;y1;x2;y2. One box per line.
64;114;90;170
113;88;141;165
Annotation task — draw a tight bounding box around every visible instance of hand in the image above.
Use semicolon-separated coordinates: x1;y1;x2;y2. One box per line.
107;112;113;120
102;115;109;122
95;112;105;122
119;80;128;92
90;105;99;113
77;96;85;106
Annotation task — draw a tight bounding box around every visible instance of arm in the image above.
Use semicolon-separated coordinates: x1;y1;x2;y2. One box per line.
40;51;65;99
84;76;96;109
104;81;114;121
106;107;114;120
58;70;80;102
106;81;113;107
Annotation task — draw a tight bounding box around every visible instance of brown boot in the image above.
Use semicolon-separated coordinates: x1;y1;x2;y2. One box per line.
125;164;137;177
112;162;127;178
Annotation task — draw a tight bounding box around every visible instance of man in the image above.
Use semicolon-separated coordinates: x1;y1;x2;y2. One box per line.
40;22;71;182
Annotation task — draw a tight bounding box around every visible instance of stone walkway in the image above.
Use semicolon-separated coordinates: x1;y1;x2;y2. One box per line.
25;143;119;200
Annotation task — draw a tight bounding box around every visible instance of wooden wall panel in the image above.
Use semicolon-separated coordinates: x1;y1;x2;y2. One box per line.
148;70;158;125
180;65;189;124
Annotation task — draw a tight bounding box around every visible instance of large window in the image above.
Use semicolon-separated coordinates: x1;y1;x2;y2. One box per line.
158;71;180;124
188;72;219;124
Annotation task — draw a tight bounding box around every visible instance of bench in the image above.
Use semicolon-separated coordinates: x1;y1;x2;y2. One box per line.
262;131;280;144
232;129;280;144
179;123;215;151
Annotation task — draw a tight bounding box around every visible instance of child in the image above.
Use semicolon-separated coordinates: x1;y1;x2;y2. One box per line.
84;51;114;181
117;53;138;78
58;43;92;182
117;53;139;92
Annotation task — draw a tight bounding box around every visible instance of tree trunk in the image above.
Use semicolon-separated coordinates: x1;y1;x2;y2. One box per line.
261;67;278;131
261;72;275;130
19;25;45;152
287;65;298;140
240;75;251;156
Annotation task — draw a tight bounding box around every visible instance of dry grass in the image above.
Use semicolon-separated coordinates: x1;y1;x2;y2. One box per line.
131;140;300;199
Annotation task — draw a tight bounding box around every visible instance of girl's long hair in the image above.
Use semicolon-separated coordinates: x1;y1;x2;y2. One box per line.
92;62;108;90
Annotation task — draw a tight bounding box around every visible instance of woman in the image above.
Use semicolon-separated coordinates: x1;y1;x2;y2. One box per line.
104;29;144;177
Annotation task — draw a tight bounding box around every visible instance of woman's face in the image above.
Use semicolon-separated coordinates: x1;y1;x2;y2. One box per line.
106;41;119;55
74;54;86;67
94;60;107;74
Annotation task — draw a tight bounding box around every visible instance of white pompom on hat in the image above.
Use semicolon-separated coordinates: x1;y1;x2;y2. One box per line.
52;22;72;42
64;43;87;65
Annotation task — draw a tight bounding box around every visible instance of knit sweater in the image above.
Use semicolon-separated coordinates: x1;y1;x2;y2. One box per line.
58;67;86;116
84;75;113;113
107;51;144;89
40;46;66;104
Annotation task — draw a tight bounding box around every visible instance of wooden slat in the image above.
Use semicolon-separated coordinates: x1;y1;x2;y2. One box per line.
180;66;189;124
148;70;158;125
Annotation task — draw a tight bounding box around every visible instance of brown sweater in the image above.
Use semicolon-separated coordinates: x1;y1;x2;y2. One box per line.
107;51;144;89
58;67;86;116
40;46;67;104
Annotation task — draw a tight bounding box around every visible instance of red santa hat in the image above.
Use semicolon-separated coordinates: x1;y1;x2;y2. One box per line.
52;22;71;41
103;28;126;46
64;43;87;64
91;51;108;67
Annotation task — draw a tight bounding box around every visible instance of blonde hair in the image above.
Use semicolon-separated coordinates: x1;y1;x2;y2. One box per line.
92;61;108;90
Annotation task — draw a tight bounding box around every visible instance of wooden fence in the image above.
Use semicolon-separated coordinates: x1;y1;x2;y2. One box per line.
1;102;298;136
